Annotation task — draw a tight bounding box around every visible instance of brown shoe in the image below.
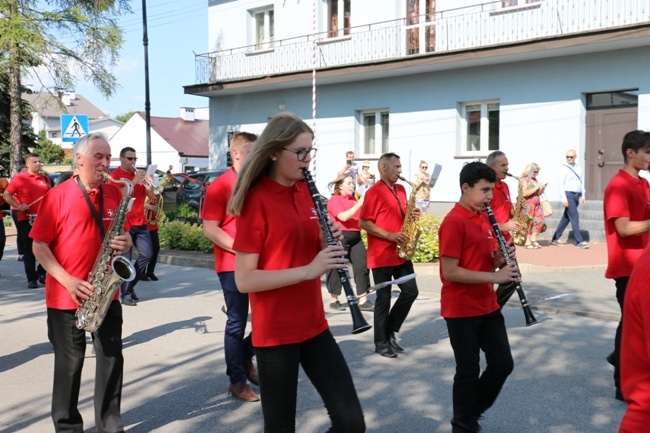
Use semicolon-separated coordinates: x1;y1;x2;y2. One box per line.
244;358;260;386
228;382;260;402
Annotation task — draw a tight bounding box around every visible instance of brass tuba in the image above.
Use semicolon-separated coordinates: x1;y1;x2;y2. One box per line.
396;176;425;260
507;173;533;246
75;174;136;332
145;172;174;225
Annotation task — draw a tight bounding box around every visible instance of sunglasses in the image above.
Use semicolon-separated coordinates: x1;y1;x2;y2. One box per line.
566;156;575;159
123;157;138;161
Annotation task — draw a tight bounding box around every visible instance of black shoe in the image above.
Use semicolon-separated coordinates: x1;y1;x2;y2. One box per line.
615;388;625;402
121;296;137;306
147;272;159;281
38;275;46;285
374;344;397;358
359;301;375;311
130;290;139;301
388;332;404;353
17;255;24;261
139;273;150;281
606;352;616;367
28;280;38;289
329;301;346;311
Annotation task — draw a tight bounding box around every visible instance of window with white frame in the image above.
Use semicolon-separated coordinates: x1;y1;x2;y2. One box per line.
252;8;274;50
360;110;389;156
328;0;350;38
461;101;500;153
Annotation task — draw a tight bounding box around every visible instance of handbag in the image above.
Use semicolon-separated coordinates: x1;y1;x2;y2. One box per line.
541;197;553;217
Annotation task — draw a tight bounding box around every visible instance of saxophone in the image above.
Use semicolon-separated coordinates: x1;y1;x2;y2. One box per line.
75;174;137;332
507;173;532;246
396;176;425;260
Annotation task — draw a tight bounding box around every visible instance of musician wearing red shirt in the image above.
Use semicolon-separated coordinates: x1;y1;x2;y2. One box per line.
359;153;419;359
31;132;132;433
604;130;650;402
230;113;364;432
3;153;51;288
486;151;520;236
202;131;260;403
325;173;374;311
439;162;518;433
110;147;154;306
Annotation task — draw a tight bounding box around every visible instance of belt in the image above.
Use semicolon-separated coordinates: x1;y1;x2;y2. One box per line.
565;191;581;195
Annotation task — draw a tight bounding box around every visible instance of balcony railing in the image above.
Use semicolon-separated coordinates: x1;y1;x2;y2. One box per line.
195;0;650;85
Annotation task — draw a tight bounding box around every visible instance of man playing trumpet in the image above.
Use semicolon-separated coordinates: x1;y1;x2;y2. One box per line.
111;147;155;305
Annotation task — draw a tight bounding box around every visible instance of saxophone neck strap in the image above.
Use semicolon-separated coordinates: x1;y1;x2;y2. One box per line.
76;176;105;242
381;180;405;219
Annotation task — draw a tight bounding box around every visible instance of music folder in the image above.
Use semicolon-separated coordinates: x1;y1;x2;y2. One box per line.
428;163;442;188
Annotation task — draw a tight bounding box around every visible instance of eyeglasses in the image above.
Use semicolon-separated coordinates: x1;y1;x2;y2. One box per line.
421;166;428;169
281;147;317;161
123;157;138;162
566;155;575;159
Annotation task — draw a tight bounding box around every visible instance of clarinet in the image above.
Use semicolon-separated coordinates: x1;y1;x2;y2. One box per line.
485;203;539;326
302;168;372;335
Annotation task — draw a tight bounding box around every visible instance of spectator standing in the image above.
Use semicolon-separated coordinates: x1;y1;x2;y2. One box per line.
31;132;133;433
202;131;260;402
551;149;589;248
603;130;650;402
110;147;155;305
438;161;517;433
518;162;547;249
2;154;51;288
325;173;374;312
229;113;365;431
412;160;432;211
357;160;375;197
359;153;420;359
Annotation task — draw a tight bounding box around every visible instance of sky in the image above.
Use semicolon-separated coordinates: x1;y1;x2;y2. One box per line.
67;0;209;119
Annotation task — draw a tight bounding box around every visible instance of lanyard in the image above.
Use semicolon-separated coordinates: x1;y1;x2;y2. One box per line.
381;180;405;218
76;176;105;242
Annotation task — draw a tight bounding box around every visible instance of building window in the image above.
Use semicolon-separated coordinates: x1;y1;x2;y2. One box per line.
586;89;638;110
253;8;274;50
461;101;500;153
328;0;350;38
502;0;541;7
360;110;389;156
406;0;436;55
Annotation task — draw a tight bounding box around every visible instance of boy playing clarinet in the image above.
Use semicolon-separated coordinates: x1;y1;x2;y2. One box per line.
438;161;519;433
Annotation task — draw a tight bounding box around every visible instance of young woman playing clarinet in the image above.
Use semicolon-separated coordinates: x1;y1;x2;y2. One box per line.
229;113;365;433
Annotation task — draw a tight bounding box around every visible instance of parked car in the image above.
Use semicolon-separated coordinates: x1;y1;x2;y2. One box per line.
176;169;228;214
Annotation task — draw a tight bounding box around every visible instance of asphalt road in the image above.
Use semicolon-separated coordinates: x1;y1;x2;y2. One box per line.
0;243;625;433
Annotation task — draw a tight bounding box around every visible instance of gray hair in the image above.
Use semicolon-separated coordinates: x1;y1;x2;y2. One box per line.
486;150;506;166
73;132;109;165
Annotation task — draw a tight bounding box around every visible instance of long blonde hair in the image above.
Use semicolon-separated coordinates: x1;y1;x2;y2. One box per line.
229;113;313;216
520;162;540;180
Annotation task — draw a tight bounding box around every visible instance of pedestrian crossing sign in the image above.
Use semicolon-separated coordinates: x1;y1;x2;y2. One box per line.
61;114;89;143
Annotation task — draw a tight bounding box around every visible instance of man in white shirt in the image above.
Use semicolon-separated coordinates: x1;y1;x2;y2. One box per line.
551;149;589;248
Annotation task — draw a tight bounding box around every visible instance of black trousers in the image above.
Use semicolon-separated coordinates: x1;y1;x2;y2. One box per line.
254;330;365;433
613;276;629;393
146;229;160;274
445;310;514;433
11;210;25;255
325;231;370;297
371;261;419;347
47;302;124;433
17;219;45;282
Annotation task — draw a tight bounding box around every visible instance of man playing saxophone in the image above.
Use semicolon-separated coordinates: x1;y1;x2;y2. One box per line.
359;152;420;358
486;151;521;238
31;132;133;433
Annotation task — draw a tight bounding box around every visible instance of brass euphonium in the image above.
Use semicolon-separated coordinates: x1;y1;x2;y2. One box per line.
75;173;136;332
145;172;174;225
396;176;425;260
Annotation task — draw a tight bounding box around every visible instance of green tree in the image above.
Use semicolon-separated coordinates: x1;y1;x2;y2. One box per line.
116;110;137;123
0;0;131;176
35;130;64;163
0;71;36;174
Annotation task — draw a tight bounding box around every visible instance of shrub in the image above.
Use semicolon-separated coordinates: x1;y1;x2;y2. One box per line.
159;220;212;253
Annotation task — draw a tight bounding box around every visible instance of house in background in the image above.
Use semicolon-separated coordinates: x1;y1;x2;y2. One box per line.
185;0;650;210
108;107;209;173
22;90;121;148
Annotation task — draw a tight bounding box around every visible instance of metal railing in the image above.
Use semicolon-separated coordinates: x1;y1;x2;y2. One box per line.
194;0;650;84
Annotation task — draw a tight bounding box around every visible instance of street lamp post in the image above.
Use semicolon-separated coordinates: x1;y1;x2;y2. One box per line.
142;0;152;165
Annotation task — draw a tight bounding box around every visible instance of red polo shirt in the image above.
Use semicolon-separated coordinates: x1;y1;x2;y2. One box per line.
604;169;650;279
359;180;407;268
201;168;237;273
233;177;329;347
5;171;51;221
439;203;500;318
620;245;650;432
110;167;148;227
327;194;361;231
30;176;128;310
490;179;513;225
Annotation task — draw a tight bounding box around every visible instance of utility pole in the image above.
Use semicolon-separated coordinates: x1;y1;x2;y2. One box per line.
142;0;152;165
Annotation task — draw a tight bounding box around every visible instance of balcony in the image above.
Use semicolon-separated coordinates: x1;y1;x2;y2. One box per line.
194;0;650;85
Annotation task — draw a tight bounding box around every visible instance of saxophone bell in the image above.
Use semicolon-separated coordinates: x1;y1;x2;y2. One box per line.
396;176;423;261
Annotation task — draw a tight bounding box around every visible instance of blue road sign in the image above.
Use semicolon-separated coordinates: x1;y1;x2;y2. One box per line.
61;114;89;143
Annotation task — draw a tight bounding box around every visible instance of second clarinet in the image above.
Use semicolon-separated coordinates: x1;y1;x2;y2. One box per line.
302;168;372;335
485;203;539;326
